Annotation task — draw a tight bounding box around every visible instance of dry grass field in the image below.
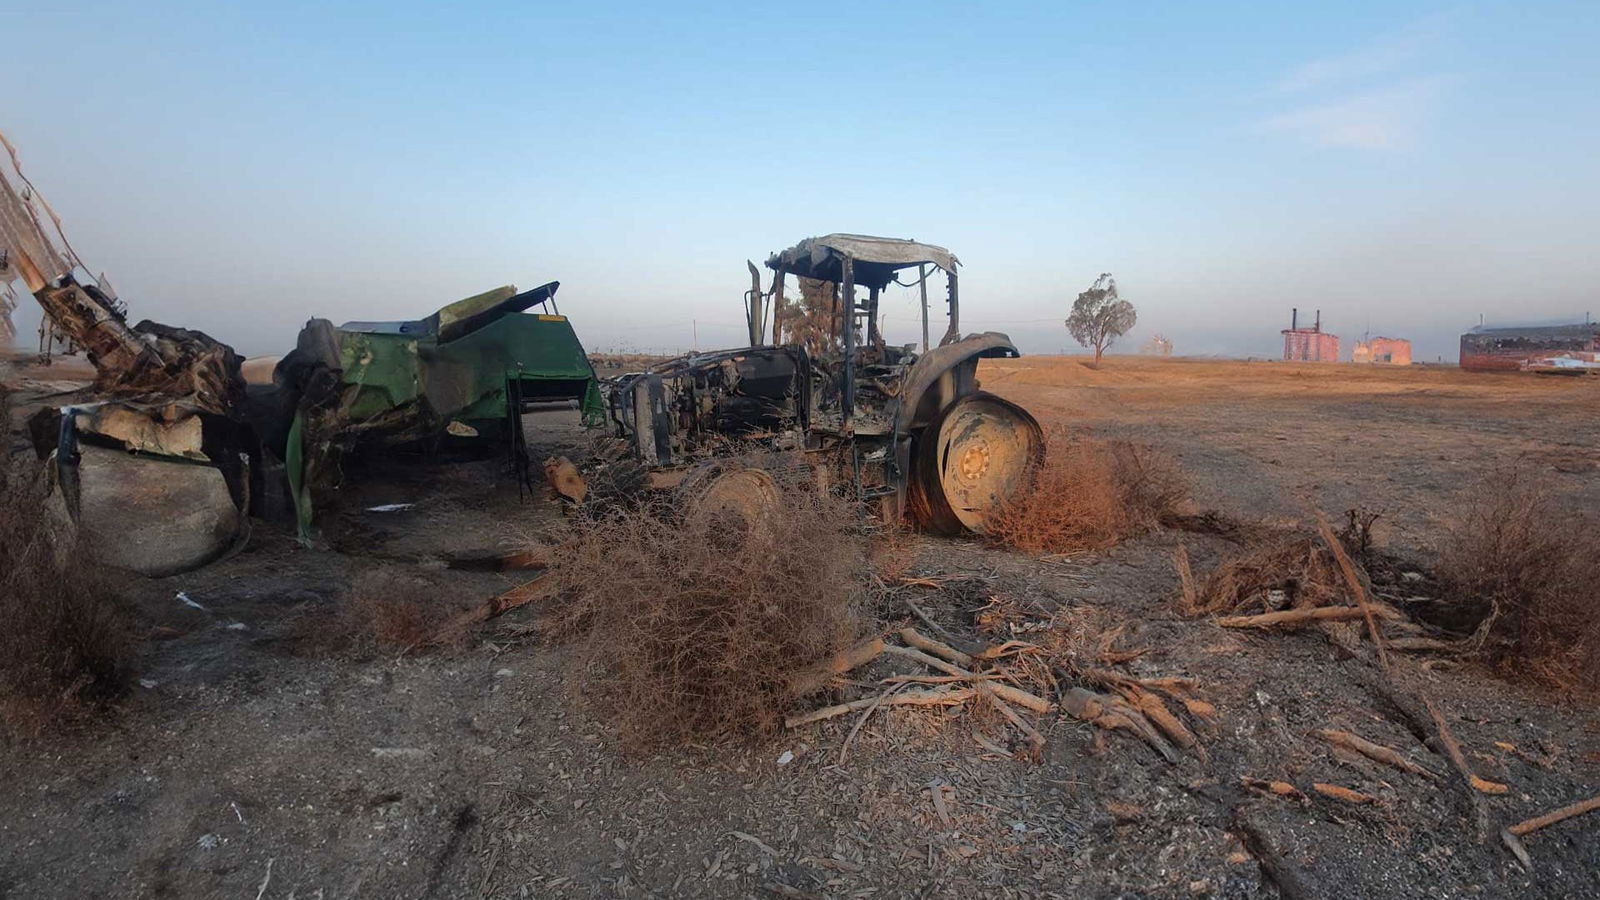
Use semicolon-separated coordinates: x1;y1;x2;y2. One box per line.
983;355;1600;544
2;353;1597;899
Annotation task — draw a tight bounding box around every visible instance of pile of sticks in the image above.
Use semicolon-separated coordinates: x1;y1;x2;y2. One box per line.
786;626;1216;764
786;628;1052;757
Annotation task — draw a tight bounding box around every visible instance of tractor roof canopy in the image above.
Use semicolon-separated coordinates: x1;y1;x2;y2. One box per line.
765;234;957;291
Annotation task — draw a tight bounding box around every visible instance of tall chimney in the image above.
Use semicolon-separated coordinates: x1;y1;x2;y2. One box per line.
1314;309;1321;332
1291;307;1298;330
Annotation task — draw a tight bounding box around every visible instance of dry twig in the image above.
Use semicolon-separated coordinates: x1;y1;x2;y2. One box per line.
1217;606;1384;630
883;641;1052;713
784;687;975;728
1313;783;1377;805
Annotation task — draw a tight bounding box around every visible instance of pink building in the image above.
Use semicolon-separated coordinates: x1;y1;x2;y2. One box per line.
1353;337;1411;365
1282;309;1339;362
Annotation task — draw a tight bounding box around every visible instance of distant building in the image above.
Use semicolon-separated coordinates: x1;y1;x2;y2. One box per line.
1459;323;1600;372
1353;337;1411;365
1282;308;1339;362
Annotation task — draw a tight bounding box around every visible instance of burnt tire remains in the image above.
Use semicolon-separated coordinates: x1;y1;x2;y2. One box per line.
910;391;1043;535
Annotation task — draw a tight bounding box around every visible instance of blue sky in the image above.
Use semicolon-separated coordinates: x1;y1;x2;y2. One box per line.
3;1;1597;360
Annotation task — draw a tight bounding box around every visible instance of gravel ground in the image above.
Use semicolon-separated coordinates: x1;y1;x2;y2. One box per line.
2;357;1597;899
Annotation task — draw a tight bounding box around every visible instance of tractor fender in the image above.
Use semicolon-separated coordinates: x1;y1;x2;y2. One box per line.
890;332;1021;437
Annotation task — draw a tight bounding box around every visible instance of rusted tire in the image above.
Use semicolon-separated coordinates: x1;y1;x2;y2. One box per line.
676;461;782;530
909;391;1043;535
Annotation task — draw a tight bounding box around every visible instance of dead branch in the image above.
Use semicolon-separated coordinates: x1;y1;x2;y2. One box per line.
784;687;977;728
884;673;1000;685
897;627;973;667
1360;669;1495;837
437;577;557;637
882;644;1052;713
1127;688;1198;750
1315;729;1439;780
838;683;908;764
795;637;885;695
1241;777;1306;802
972;732;1013;758
901;598;983;657
1507;792;1600;837
1216;606;1375;629
1060;686;1178;763
1315;511;1392;671
1232;806;1319;900
1173;543;1198;615
988;695;1046;757
1420;693;1507;795
1313;783;1377;805
1182;696;1220;723
972;639;1042;661
444;545;555;571
1500;792;1600;867
499;546;554;571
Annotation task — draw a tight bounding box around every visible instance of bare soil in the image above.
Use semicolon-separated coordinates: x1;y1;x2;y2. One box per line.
2;355;1597;899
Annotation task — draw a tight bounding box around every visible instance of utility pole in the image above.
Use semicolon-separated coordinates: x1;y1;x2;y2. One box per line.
918;263;931;352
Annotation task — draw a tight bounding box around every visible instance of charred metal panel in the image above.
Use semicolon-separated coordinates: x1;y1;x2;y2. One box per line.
608;347;811;468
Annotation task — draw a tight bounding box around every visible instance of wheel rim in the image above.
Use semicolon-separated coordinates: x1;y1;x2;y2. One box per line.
912;392;1042;534
681;465;782;529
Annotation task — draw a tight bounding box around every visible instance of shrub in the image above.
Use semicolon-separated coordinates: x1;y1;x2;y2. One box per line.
1108;439;1190;530
1435;468;1600;689
985;430;1188;554
1190;537;1348;616
0;393;134;738
299;569;469;656
542;487;869;752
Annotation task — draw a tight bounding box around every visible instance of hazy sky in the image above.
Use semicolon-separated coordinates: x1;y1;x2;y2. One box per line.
4;1;1597;361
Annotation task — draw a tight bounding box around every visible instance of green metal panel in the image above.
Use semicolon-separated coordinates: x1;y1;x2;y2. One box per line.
331;308;601;440
339;331;424;423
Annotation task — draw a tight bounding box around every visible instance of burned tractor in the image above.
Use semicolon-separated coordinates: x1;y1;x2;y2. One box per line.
605;234;1041;533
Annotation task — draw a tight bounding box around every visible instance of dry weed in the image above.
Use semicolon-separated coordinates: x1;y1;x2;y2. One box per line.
985;430;1187;555
542;487;870;751
1190;537;1348;616
1108;439;1190;529
0;392;134;738
1028;604;1137;678
869;523;918;586
300;569;469;656
1436;467;1600;689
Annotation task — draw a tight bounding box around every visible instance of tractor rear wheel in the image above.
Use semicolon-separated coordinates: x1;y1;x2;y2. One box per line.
909;391;1043;535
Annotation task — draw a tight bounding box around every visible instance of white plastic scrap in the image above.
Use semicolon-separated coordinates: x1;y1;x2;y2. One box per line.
175;591;206;611
366;503;415;513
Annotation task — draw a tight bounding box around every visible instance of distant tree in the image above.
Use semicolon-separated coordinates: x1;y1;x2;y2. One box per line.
1066;274;1136;366
776;277;837;360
